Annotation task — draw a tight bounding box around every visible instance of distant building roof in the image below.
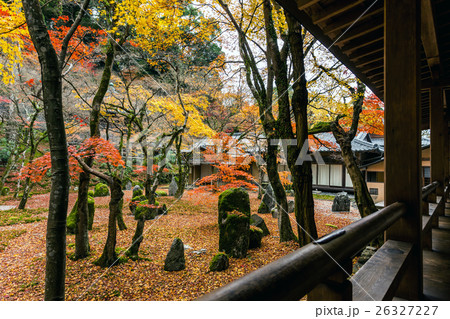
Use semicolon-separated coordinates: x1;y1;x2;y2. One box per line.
313;132;383;153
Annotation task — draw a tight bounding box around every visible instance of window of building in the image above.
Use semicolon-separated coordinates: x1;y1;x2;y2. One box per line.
312;164;317;185
330;164;343;186
423;166;431;185
367;171;384;183
369;188;379;195
318;164;329;185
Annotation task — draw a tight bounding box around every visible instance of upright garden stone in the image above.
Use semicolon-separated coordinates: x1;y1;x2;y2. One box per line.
332;192;350;212
168;177;178;196
164;238;185;271
258;184;276;214
209;252;229;272
218;188;251;258
219;210;250;258
249;226;263;249
288;199;295;214
250;214;270;236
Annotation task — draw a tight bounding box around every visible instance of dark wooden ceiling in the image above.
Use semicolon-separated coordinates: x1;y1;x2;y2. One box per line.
275;0;450;128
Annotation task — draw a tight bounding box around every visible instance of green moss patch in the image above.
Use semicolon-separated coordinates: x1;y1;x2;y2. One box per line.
0;208;46;226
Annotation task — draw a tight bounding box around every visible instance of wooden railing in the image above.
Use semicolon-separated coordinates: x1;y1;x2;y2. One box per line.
198;180;449;301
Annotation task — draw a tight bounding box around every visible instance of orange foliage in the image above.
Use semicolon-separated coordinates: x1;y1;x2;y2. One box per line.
22;16;106;69
195;133;257;192
20;138;124;183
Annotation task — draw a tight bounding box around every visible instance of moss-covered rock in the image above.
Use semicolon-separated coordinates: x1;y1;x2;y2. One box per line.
250;214;270;237
219;210;250;258
132;186;143;198
218;188;251;226
1;187;10;196
135;200;160;220
156;190;168;197
209;252;229;272
129;195;147;215
249;225;263;249
94;183;109;197
88;190;94;197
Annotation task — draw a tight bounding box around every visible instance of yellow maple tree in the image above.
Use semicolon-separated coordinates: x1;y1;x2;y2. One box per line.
0;0;27;84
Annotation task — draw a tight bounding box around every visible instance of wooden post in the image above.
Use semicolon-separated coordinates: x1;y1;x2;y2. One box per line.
430;87;445;199
384;0;423;300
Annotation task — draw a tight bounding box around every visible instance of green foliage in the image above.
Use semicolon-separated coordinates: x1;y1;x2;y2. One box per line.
94;183;109;197
88;190;94;197
313;194;335;201
0;208;46;226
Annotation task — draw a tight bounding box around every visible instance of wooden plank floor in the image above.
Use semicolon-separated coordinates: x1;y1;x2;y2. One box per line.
422;206;450;300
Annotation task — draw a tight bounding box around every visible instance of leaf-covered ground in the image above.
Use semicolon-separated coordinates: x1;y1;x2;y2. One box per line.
0;190;360;300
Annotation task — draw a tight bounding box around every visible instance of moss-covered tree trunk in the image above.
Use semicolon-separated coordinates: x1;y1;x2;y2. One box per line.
95;177;123;267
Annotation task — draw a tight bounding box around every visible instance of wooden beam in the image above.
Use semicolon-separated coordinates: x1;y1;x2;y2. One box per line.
350;41;384;60
295;0;320;11
322;6;383;36
341;32;383;54
311;0;365;24
335;17;383;46
384;0;422;300
421;0;440;80
273;0;383;99
430;87;446;196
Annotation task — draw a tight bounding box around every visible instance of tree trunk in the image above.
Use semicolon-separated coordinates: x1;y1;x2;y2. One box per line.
75;170;91;259
175;136;187;198
95;177;123;267
266;142;297;242
22;0;71;301
336;136;377;218
286;14;318;245
18;177;33;209
0;152;17;193
128;218;145;259
116;199;127;230
75;41;116;259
